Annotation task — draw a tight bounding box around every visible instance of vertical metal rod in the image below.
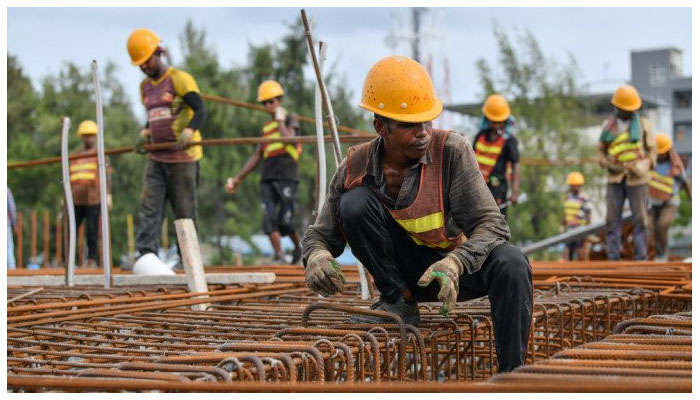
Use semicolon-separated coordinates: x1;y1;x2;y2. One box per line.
127;214;135;266
16;211;23;269
42;211;49;268
30;210;37;263
55;214;62;267
300;9;342;166
60;116;76;285
314;41;328;215
91;60;112;289
78;224;84;267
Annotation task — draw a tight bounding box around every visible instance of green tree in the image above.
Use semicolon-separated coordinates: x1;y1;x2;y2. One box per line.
475;26;602;256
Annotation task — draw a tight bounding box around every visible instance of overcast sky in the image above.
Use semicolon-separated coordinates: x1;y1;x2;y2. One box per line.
7;7;692;123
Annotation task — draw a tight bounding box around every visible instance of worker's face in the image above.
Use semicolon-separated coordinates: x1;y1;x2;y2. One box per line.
569;185;581;195
488;119;506;136
615;107;634;121
81;134;96;149
375;117;432;161
658;152;670;163
262;97;281;114
139;53;161;79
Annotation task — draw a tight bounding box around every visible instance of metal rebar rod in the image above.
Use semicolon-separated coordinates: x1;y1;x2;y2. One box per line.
59;117;76;286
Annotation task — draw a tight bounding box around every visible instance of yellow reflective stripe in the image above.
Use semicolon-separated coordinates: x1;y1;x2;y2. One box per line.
564;201;582;209
608;141;641;156
265;132;281;139
476;155;497;167
648;179;673;194
69;163;96;172
263;142;284;157
285;144;299;161
617;151;639;162
651;171;674;185
70;172;96;181
475;141;503;154
610;131;630;145
394;211;444;234
263;122;279;133
411;236;453;249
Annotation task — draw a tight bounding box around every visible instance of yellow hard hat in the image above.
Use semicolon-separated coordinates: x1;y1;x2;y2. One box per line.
359;55;443;123
482;94;511;122
257;80;284;102
127;28;161;66
566;171;585;186
77;120;98;136
656;132;673;154
611;84;642;112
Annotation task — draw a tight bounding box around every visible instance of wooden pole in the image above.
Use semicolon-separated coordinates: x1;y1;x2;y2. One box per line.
55;214;62;267
174;219;210;311
16;211;23;269
42;211;50;268
78;224;84;267
30;210;37;264
162;218;169;250
127;214;135;266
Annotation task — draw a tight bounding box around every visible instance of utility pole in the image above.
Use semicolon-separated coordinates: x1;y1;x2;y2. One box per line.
411;7;427;63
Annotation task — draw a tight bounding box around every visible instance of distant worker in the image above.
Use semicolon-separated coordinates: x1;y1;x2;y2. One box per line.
561;171;592;261
599;84;656;260
647;133;691;261
302;56;532;373
7;187;17;269
473;94;520;218
70;120;112;267
225;80;302;264
127;28;207;266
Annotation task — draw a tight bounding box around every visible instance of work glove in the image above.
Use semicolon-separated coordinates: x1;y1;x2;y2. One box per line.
135;129;151;154
628;158;651;178
274;106;288;122
225;176;241;195
417;254;464;316
175;128;194;150
305;249;345;297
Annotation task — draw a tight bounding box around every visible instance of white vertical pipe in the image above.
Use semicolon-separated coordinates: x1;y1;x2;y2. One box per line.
60;117;76;286
91;60;112;289
314;42;328;216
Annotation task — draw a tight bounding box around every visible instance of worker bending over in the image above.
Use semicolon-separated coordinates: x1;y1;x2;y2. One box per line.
226;80;303;263
302;56;532;373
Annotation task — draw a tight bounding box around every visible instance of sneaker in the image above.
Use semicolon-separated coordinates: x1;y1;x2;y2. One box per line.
349;297;420;326
290;247;302;264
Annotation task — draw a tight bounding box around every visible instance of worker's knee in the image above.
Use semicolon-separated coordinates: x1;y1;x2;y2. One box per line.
490;244;532;284
338;186;382;224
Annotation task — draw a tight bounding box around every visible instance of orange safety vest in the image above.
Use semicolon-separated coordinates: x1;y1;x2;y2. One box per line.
607;131;643;164
344;130;467;251
474;134;506;181
648;169;674;202
261;120;301;161
69;155;98;185
564;194;588;228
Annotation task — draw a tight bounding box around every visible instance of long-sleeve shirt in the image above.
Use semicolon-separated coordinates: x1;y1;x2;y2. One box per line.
598;116;657;186
302;131;511;275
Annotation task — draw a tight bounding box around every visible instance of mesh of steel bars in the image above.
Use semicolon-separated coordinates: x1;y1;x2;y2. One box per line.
7;267;691;391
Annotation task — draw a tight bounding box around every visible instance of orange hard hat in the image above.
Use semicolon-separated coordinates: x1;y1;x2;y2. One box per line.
611;84;642;112
359;56;442;123
257;80;284;102
656;132;673;154
482;94;511;122
127;28;161;66
566;171;585;186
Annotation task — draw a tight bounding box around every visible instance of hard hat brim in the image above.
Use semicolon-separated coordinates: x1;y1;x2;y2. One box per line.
482;108;510;123
131;50;156;66
359;99;443;124
657;145;672;154
611;98;642;112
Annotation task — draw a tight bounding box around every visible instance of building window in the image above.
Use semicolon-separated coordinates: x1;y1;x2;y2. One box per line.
674;91;692;109
649;64;667;87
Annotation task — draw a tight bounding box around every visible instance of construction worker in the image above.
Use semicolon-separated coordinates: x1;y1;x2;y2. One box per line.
225;80;302;263
473;94;520;218
599;84;656;260
561;171;592;261
302;56;532;373
127;28;207;265
647;133;691;261
69;120;112;267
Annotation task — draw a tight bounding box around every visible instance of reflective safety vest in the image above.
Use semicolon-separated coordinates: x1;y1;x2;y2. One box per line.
474;134;506;181
564;194;588;228
344;130;467;251
261;120;301;161
607;131;642;164
69;155;98;185
649;169;674;202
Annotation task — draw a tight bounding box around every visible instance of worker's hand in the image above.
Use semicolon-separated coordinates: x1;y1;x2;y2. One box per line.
134;134;150;155
305;249;345;297
107;194;113;211
628;158;650;178
509;192;519;205
225;176;242;194
417;254;464;316
274;106;288;122
175;128;194;150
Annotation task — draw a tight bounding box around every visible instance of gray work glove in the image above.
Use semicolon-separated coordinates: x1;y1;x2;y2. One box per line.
417;254;464;316
628;158;651;178
274;106;288;122
135;132;150;155
305;249;345;297
175;128;194;150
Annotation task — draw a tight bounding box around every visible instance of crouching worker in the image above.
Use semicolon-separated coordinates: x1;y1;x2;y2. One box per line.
301;56;533;373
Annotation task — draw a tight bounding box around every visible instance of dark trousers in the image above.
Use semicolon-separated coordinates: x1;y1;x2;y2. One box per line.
648;204;677;259
605;181;648;260
260;179;298;236
338;186;533;372
74;204;100;261
136;159;199;255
